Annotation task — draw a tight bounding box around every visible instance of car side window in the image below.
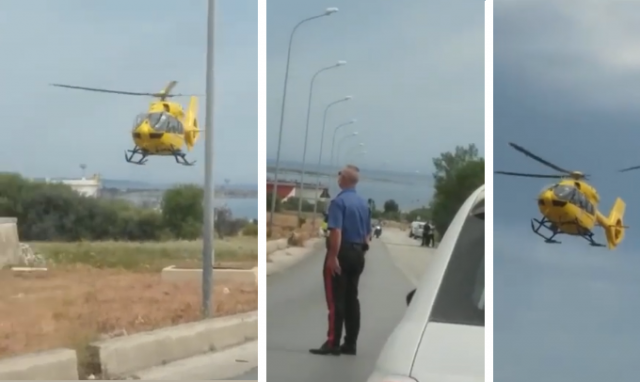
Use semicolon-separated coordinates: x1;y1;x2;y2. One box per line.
428;200;485;327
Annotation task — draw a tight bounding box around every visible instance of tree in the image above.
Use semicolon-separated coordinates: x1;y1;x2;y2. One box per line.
383;199;399;213
430;144;484;236
405;206;432;223
161;184;204;239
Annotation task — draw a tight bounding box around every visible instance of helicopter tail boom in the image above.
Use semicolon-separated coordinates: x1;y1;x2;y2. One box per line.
184;96;200;150
600;198;626;250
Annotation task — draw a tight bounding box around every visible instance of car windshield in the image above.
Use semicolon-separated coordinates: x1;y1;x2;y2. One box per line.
428;198;484;327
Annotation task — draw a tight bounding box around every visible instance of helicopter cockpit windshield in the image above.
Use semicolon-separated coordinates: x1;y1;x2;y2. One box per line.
552;185;575;201
133;112;184;134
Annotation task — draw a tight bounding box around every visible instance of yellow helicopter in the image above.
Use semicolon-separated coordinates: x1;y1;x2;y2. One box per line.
496;142;626;250
51;81;200;166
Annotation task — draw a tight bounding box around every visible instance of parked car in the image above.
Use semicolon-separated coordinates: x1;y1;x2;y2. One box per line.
367;185;485;382
409;221;426;238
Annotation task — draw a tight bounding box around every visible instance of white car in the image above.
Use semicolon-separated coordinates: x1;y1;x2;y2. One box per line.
367;185;485;382
409;221;426;238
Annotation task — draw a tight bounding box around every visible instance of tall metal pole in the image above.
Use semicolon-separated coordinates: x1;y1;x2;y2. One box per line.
295;65;344;220
329;120;355;167
268;9;338;231
336;134;359;167
311;106;353;218
202;0;216;319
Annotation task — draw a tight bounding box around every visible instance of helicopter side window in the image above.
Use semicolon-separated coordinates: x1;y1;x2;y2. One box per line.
132;114;146;132
570;190;594;214
165;115;184;134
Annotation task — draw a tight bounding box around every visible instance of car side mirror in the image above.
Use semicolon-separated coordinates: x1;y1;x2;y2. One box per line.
406;289;416;306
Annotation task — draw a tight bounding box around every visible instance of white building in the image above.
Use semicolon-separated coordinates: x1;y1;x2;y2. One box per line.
45;174;101;198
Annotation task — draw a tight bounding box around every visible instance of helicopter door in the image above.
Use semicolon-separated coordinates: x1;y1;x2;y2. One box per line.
166;116;184;134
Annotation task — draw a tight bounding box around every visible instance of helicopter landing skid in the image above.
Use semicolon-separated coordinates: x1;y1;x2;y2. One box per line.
173;151;196;166
531;217;605;247
531;218;561;244
125;146;148;165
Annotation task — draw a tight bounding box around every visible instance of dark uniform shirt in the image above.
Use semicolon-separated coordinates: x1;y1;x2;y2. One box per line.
327;188;371;243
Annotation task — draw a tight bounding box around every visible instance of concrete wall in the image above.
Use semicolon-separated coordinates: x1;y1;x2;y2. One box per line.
0;217;20;267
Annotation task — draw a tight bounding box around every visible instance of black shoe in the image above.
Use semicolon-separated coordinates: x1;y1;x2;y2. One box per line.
340;343;357;355
309;342;340;356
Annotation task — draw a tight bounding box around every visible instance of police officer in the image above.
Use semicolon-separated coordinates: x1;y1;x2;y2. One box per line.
310;165;371;356
421;222;430;247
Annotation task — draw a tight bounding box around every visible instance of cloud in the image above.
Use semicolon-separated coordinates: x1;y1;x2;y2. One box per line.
496;0;640;112
266;0;484;171
0;0;257;184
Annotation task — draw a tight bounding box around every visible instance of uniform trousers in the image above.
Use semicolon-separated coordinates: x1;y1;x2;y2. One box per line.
322;242;366;348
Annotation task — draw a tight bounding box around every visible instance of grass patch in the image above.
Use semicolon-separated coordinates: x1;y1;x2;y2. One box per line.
28;237;257;272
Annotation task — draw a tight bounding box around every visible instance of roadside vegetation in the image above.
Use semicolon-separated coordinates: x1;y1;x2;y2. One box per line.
0;174;257;269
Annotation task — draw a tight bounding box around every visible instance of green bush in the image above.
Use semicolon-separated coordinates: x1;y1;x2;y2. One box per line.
242;223;258;236
0;175;251;242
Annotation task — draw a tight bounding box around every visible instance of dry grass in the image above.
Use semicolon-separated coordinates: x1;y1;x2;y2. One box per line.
0;267;257;376
28;237;257;272
268;212;323;242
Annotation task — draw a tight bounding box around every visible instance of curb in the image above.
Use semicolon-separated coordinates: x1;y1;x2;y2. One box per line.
88;310;257;379
0;311;257;380
266;238;288;255
0;349;79;380
161;265;258;285
266;238;323;276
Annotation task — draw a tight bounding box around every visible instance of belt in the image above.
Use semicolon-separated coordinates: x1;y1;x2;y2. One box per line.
342;242;368;251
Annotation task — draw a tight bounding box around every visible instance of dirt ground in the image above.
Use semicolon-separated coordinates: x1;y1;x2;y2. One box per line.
0;266;257;365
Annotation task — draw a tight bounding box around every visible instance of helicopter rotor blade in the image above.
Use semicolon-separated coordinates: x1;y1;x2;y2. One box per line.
50;83;155;97
619;165;640;173
495;171;565;179
508;142;573;174
158;81;178;99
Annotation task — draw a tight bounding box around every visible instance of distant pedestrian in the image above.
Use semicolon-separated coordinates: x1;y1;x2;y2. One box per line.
428;222;435;247
421;223;431;247
310;165;371;357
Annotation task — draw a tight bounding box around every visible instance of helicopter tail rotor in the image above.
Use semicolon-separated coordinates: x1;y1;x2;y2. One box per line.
600;197;626;250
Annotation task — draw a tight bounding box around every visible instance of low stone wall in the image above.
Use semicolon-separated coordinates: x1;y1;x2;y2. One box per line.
0;217;20;267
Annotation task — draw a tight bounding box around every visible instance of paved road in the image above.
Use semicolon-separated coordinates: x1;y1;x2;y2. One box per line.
227;367;257;380
381;229;435;285
267;232;415;381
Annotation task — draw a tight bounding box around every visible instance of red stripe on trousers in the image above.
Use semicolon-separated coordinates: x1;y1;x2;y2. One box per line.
323;266;335;345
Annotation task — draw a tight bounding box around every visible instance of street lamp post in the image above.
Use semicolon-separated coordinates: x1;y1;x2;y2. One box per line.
333;131;359;167
269;8;339;231
297;69;347;220
341;143;365;166
329;119;356;168
311;114;355;218
313;96;356;219
201;0;216;318
345;149;367;164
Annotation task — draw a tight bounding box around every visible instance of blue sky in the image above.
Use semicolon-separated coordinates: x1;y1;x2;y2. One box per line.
266;0;484;172
0;0;257;185
494;1;640;381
